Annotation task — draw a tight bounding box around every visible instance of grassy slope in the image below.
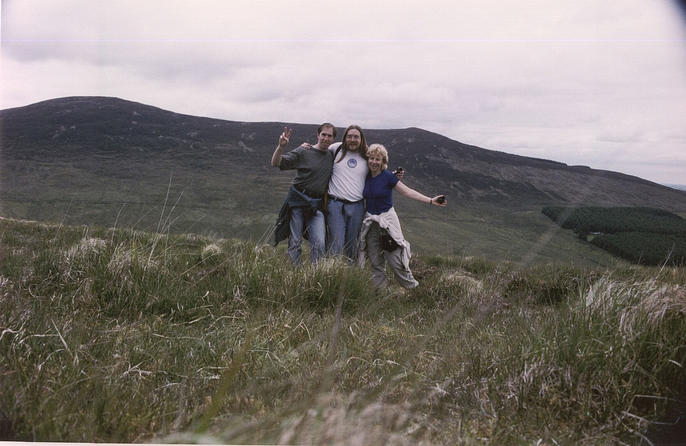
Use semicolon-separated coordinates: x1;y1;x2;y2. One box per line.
1;153;621;266
3;96;682;267
394;201;620;266
1;217;684;444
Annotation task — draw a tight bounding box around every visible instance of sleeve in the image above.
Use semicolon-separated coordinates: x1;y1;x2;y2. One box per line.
387;170;400;188
279;145;304;170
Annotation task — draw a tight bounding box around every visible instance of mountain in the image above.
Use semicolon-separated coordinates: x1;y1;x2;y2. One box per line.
2;96;686;262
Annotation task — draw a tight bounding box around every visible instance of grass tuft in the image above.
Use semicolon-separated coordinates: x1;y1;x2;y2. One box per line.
1;217;684;444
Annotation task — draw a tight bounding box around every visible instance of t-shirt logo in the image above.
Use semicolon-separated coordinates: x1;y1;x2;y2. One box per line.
347;158;357;168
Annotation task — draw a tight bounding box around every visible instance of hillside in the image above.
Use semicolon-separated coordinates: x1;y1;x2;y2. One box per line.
2;96;686;262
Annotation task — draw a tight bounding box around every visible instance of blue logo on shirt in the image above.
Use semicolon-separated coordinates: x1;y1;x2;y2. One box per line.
347;158;357;168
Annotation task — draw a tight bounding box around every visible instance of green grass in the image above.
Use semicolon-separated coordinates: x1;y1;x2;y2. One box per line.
1;217;684;444
2;152;625;266
392;201;621;266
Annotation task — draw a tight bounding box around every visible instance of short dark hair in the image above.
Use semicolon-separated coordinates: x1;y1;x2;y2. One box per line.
318;123;337;138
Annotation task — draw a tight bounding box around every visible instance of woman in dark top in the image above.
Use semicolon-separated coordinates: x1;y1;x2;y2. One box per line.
358;143;447;289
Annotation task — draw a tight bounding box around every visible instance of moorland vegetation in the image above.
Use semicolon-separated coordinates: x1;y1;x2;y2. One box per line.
1;217;685;444
4;96;686;262
3;97;686;444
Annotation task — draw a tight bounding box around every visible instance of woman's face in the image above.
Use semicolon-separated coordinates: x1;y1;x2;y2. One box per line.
368;153;384;174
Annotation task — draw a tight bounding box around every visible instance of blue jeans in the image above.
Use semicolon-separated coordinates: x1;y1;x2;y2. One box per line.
288;207;326;265
326;199;365;261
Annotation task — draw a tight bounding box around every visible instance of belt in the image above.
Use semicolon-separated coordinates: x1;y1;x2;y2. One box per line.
293;183;323;199
328;195;363;205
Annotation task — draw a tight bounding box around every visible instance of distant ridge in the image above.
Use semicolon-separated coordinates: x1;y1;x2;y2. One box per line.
1;96;685;258
2;96;683;206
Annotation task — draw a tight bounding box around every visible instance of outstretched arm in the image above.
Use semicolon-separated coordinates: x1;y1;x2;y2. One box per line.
271;127;292;167
395;181;447;207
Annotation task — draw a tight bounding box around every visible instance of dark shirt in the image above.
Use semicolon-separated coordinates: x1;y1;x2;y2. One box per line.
363;169;399;215
280;145;334;197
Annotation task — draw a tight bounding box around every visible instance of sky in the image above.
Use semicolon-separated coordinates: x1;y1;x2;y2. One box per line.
2;0;686;185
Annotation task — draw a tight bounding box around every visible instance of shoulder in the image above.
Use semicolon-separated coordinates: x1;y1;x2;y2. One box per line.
284;145;306;156
329;142;342;153
293;144;308;153
382;170;399;185
352;150;366;160
291;144;322;157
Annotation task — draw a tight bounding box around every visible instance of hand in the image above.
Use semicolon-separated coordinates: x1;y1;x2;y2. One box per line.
430;195;447;207
279;127;292;148
302;142;313;149
394;169;405;180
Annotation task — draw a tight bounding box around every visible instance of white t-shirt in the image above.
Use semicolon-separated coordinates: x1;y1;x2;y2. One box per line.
327;142;369;202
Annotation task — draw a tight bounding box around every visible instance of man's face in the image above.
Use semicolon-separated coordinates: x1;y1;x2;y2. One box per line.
345;129;361;151
317;126;335;149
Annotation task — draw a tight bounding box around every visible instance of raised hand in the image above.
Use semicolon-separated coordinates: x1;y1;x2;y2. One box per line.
272;127;293;167
279;127;292;148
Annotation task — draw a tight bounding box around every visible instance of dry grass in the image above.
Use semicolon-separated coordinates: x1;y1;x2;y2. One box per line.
1;218;684;444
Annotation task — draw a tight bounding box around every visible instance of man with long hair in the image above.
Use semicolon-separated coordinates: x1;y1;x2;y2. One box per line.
325;125;369;260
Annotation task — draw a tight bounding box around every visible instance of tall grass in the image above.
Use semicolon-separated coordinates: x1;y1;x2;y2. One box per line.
1;217;684;444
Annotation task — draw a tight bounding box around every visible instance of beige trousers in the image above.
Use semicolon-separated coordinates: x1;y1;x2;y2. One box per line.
365;222;419;289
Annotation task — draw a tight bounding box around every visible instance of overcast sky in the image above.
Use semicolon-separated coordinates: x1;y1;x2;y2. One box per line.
2;0;686;184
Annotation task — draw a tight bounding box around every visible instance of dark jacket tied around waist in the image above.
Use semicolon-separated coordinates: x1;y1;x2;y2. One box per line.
273;185;325;246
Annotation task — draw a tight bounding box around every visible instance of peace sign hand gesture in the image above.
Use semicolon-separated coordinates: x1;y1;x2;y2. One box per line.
279;127;292;148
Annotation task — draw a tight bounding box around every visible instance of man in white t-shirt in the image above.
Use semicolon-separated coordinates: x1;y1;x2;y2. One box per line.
326;125;369;260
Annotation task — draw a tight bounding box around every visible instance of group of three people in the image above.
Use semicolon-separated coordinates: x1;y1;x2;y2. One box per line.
272;123;447;289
